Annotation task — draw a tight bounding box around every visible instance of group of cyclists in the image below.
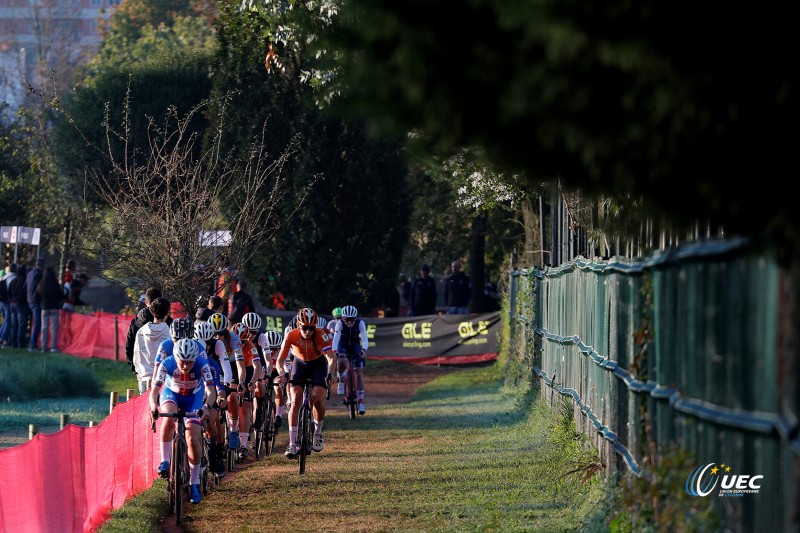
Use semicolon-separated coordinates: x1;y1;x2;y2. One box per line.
140;301;370;505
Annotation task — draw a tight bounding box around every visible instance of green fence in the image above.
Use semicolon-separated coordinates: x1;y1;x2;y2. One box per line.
509;237;799;532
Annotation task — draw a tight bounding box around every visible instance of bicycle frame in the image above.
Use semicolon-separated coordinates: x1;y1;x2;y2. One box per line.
343;359;359;420
296;377;314;474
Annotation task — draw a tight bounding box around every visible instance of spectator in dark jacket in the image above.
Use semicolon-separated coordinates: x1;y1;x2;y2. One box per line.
445;260;472;314
196;295;224;322
8;265;28;348
409;264;438;316
125;287;172;373
0;262;15;346
63;273;89;311
37;266;65;352
228;280;254;325
26;258;45;350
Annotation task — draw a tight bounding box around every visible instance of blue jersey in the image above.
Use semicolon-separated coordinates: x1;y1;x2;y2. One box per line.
155;354;214;396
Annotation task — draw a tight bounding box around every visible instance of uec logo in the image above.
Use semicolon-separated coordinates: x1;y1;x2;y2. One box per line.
685;463;719;497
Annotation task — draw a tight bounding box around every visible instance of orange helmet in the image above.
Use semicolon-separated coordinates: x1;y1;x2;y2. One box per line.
231;323;248;339
296;308;318;327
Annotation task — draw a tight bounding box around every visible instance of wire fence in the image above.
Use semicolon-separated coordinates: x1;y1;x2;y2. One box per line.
508;237;799;532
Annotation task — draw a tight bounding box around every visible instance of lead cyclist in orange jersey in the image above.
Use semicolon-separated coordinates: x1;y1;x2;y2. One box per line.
276;308;335;458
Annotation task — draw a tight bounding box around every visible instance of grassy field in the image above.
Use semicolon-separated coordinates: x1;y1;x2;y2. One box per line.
0;347;137;435
102;360;609;533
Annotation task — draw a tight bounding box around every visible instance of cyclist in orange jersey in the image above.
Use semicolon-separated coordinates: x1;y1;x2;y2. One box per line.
231;322;262;461
276;307;335;458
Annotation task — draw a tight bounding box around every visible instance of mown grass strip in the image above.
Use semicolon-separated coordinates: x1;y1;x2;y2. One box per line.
104;361;605;532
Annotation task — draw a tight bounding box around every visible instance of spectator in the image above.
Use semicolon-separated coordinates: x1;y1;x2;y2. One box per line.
228;279;254;324
37;265;65;352
0;262;15;347
444;260;472;314
195;294;224;322
63;273;89;311
8;265;28;348
132;296;172;393
62;259;76;288
125;287;173;373
26;258;45;350
409;264;437;316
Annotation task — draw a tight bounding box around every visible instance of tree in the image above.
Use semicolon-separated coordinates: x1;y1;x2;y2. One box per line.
309;1;795;255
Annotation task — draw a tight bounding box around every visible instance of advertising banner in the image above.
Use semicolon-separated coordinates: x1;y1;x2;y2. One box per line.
263;310;501;365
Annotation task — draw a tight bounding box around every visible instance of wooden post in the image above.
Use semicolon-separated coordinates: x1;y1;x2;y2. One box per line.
89;421;96;427
126;388;136;401
29;424;38;439
60;413;70;429
109;391;119;413
114;316;119;361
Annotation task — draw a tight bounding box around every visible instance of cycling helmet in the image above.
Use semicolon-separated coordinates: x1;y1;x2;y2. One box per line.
242;312;262;331
341;305;358;319
332;307;342;318
174;337;199;362
194;321;215;341
296;307;318;327
287;315;298;330
317;317;328;329
265;330;283;348
170;317;194;340
209;312;228;333
231;323;248;339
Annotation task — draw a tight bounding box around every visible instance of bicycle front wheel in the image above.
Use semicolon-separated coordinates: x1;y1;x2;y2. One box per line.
173;438;186;524
347;373;357;420
265;398;276;456
298;403;311;474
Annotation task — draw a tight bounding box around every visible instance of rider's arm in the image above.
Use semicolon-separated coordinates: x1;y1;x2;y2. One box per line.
149;364;167;412
332;321;342;354
200;362;218;408
359;320;369;353
275;331;292;378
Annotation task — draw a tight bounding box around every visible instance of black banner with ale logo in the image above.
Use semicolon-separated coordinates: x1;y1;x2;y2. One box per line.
262;310;501;365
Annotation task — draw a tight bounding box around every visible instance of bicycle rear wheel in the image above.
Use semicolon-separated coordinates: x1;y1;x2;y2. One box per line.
201;437;210;496
298;402;311;474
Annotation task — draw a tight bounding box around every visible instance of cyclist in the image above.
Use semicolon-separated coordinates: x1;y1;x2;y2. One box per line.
276;308;335;458
328;307;342;336
150;337;218;505
231;322;262;461
194;320;228;476
333;305;369;415
153;317;195;381
210;312;245;451
264;330;286;430
243;312;272;443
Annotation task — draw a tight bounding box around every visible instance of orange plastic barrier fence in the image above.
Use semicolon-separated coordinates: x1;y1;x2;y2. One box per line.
0;395;157;533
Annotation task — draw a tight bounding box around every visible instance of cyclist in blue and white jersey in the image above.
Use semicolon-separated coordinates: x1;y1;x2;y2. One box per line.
243;312;272;440
150;338;218;504
153;317;195;380
333;305;369;415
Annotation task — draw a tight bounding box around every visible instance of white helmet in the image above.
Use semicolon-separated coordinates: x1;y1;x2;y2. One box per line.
242;312;262;331
194;321;215;341
174;337;199;362
317;317;328;329
341;305;358;319
265;330;283;348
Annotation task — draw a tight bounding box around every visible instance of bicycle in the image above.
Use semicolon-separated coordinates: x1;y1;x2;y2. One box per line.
294;376;316;474
151;409;202;525
254;377;277;459
342;361;359;420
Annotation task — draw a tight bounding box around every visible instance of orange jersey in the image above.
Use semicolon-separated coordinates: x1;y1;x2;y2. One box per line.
241;339;256;367
279;328;332;363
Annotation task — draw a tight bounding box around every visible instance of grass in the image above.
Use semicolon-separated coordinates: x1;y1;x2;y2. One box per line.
0;347;137;432
102;360;606;532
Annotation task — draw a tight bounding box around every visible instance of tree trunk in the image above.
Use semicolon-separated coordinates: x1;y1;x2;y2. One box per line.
469;211;487;313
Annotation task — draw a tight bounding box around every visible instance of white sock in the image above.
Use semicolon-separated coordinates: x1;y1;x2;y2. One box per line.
240;433;249;448
276;406;283;416
314;420;323;435
161;441;172;463
231;418;239;432
190;462;200;485
289;427;297;446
